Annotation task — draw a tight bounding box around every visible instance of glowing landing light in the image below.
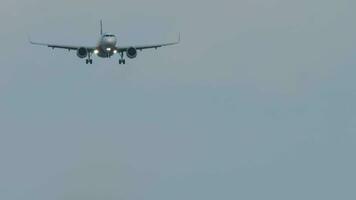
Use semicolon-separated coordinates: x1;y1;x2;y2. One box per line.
106;47;111;51
113;50;117;54
94;49;99;54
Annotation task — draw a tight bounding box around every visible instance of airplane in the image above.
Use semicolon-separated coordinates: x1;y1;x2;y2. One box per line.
29;20;180;64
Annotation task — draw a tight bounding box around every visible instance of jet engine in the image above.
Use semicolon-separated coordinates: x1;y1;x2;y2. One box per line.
126;47;137;59
76;47;88;59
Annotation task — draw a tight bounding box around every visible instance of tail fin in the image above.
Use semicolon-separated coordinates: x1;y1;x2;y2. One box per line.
100;20;103;35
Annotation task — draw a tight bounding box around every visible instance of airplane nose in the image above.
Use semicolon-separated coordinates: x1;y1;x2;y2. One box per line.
104;38;116;45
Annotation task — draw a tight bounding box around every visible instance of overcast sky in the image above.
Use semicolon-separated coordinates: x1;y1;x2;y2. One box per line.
0;0;356;199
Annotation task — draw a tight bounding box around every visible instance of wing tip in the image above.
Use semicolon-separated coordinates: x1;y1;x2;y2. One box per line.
176;32;181;44
28;35;34;44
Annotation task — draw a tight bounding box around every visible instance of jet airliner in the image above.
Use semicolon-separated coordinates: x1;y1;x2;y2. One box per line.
30;20;180;64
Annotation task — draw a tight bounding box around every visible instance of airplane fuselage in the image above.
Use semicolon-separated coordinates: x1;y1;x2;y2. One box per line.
96;32;118;58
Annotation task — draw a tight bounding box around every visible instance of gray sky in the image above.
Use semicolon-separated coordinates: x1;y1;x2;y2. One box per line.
0;0;356;199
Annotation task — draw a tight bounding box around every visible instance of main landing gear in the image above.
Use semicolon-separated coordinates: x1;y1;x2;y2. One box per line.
86;59;93;64
119;59;126;64
119;52;126;65
86;53;93;64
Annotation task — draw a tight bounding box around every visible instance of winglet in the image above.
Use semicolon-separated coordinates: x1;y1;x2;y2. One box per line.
28;35;34;44
173;32;180;45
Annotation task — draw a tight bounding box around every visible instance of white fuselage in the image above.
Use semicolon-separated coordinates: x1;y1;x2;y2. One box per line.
96;33;117;58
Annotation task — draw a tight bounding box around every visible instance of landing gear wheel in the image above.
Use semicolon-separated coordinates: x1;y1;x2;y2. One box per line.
119;59;126;64
86;59;93;64
119;52;126;65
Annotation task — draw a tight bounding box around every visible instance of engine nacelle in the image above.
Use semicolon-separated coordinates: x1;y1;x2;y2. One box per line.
76;47;88;59
126;47;137;59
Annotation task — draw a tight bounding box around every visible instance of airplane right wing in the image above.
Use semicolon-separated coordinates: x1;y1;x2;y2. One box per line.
29;38;95;52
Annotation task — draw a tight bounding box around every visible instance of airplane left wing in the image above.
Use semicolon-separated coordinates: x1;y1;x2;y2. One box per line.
117;34;180;52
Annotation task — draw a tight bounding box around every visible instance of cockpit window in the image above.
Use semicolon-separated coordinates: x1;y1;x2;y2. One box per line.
104;34;115;37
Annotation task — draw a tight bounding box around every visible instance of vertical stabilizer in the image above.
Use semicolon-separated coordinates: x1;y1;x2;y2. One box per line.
100;20;103;35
